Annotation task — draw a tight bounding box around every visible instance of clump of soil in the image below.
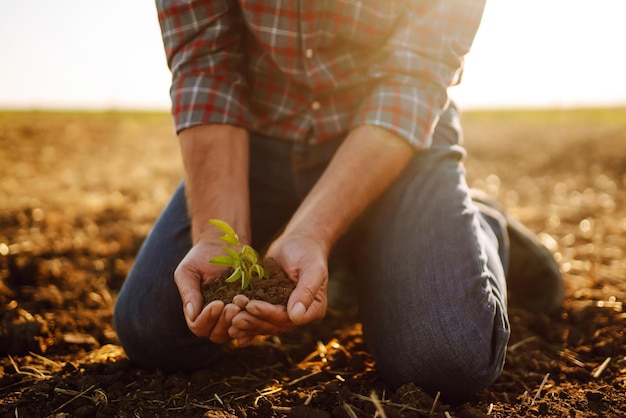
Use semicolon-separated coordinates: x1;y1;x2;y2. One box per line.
201;257;295;306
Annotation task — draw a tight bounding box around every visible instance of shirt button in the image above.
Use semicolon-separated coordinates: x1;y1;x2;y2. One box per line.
311;101;321;110
305;48;313;59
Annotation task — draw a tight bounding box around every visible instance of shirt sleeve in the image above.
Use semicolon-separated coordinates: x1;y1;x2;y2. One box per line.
156;0;248;133
350;0;486;149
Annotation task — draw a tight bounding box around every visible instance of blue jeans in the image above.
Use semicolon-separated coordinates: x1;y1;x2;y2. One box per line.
114;102;510;401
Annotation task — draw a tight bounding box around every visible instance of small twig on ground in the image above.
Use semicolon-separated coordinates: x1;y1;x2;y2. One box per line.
531;373;550;405
342;402;359;418
285;369;323;386
520;390;529;405
303;391;316;406
7;355;46;379
507;336;539;352
557;350;585;367
272;406;292;413
316;340;328;356
8;355;20;374
487;403;494;415
299;339;339;364
369;391;387;418
253;385;283;405
429;391;441;416
92;388;108;407
28;351;64;368
592;357;611;378
52;384;96;413
18;366;48;379
227;389;255;401
213;393;225;407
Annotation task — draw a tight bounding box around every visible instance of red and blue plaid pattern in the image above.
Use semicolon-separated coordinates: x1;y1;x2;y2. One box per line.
157;0;485;149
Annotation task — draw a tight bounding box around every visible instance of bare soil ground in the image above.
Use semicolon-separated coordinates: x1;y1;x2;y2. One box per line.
1;109;625;417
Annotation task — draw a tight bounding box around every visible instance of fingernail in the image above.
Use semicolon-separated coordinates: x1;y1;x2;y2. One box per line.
186;302;196;320
289;302;306;323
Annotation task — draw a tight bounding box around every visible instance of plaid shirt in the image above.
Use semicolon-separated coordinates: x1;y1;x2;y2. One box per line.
157;0;485;149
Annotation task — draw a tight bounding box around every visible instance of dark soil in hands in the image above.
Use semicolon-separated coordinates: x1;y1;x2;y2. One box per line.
2;110;626;417
202;257;295;306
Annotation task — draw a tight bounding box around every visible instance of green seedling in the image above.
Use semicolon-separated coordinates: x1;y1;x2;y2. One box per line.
208;219;269;290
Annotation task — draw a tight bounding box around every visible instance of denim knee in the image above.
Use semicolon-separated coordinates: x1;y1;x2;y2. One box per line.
364;295;509;402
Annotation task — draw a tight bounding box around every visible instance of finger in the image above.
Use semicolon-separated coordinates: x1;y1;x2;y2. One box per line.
228;311;293;338
287;262;327;324
230;310;292;338
186;300;223;338
209;303;240;344
174;264;205;323
236;336;253;347
232;294;250;310
245;300;290;323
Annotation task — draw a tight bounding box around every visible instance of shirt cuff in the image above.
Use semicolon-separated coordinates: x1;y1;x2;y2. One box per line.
351;82;448;150
171;73;249;134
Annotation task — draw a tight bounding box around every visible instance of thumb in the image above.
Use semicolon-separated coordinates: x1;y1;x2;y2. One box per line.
286;263;327;324
181;286;204;323
174;266;204;322
288;301;307;323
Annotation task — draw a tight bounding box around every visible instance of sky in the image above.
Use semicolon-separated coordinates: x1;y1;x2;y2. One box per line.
1;0;625;110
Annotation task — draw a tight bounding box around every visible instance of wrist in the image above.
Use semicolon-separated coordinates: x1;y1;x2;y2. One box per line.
281;219;333;257
192;217;251;247
179;124;251;244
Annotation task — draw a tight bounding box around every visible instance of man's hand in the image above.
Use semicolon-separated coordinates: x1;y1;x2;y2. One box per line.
174;239;249;343
228;234;329;345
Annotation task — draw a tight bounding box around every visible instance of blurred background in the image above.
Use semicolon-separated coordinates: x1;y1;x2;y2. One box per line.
1;0;625;111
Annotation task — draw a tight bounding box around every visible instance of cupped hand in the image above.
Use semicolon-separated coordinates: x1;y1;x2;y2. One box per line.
228;233;329;344
174;240;247;343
